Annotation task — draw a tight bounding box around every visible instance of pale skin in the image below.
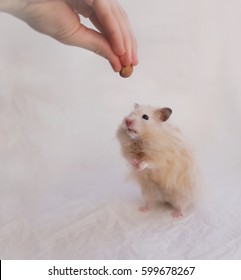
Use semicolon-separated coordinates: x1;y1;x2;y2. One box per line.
0;0;138;72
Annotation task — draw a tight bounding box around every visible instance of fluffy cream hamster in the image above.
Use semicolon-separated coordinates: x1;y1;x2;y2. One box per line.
116;104;197;218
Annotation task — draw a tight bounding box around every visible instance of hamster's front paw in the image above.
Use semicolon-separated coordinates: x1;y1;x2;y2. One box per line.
131;159;147;172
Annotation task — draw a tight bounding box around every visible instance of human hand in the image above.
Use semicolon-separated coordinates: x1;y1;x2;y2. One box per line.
2;0;138;72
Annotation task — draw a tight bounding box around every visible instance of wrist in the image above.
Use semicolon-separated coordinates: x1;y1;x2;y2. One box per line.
0;0;27;14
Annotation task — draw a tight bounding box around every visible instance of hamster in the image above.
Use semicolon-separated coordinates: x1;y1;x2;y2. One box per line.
116;104;197;218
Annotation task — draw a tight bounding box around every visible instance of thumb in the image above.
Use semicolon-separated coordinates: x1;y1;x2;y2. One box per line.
60;25;122;72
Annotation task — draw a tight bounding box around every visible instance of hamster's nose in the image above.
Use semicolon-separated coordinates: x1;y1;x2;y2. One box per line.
125;118;133;126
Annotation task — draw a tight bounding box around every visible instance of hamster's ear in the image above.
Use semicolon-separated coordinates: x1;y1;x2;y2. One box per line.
157;107;172;122
134;103;140;109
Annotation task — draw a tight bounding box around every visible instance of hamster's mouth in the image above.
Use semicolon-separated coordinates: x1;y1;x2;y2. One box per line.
127;128;137;134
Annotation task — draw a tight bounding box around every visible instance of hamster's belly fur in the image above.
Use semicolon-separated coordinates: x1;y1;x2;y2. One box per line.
131;151;195;209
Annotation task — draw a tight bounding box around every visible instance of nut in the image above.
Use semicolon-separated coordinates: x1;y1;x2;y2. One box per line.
119;64;133;78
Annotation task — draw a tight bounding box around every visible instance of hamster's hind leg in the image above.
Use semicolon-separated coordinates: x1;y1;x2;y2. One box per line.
169;196;189;218
171;208;183;218
139;200;149;212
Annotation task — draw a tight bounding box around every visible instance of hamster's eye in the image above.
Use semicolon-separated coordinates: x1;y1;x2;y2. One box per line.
142;114;149;120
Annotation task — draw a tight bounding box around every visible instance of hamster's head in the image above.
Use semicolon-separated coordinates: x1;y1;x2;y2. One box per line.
121;104;172;140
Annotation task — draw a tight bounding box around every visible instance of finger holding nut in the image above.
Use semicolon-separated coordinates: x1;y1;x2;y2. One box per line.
119;64;133;78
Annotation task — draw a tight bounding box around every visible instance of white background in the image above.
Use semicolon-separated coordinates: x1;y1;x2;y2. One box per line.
0;0;241;259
